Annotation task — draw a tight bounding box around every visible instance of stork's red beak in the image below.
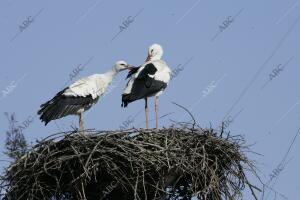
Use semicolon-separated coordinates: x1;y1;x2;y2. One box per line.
145;54;152;62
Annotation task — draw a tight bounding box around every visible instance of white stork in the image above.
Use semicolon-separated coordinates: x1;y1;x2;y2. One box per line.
38;61;132;131
122;44;171;129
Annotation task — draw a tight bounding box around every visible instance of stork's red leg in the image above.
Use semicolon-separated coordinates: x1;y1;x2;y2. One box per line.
79;113;84;131
145;98;149;129
155;96;158;129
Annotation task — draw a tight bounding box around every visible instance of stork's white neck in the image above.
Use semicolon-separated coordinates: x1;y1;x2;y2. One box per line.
150;54;162;61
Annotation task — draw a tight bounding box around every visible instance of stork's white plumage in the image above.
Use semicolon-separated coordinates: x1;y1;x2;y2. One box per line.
122;44;171;128
38;61;132;131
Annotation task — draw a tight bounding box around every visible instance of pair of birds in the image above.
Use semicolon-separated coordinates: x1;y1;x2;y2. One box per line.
38;44;171;130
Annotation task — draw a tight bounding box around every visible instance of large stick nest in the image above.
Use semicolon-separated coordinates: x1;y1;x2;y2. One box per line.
1;124;259;200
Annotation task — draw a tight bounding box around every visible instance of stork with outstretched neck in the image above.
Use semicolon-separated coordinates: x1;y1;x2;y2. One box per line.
38;61;133;131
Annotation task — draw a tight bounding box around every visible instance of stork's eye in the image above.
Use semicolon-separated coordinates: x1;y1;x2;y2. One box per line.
120;63;125;66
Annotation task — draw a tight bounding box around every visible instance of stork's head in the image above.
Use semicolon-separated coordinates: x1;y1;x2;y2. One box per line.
145;44;163;62
114;61;133;72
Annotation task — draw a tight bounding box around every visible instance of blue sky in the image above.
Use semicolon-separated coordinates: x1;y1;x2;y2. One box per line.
1;0;300;199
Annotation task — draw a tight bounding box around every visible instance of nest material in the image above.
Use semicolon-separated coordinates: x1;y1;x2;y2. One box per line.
1;125;259;200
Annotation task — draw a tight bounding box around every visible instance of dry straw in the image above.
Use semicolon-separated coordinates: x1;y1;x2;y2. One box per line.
1;123;260;200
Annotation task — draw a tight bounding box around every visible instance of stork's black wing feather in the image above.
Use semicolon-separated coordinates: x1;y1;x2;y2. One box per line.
136;63;157;79
126;67;140;79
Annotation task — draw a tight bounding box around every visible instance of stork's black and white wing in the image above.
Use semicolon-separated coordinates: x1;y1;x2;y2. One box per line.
122;60;171;107
38;74;110;125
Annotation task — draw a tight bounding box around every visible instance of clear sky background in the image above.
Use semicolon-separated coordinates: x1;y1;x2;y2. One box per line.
0;0;300;199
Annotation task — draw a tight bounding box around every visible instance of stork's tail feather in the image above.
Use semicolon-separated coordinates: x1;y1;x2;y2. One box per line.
38;97;61;125
121;94;134;108
38;88;67;125
38;87;100;125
